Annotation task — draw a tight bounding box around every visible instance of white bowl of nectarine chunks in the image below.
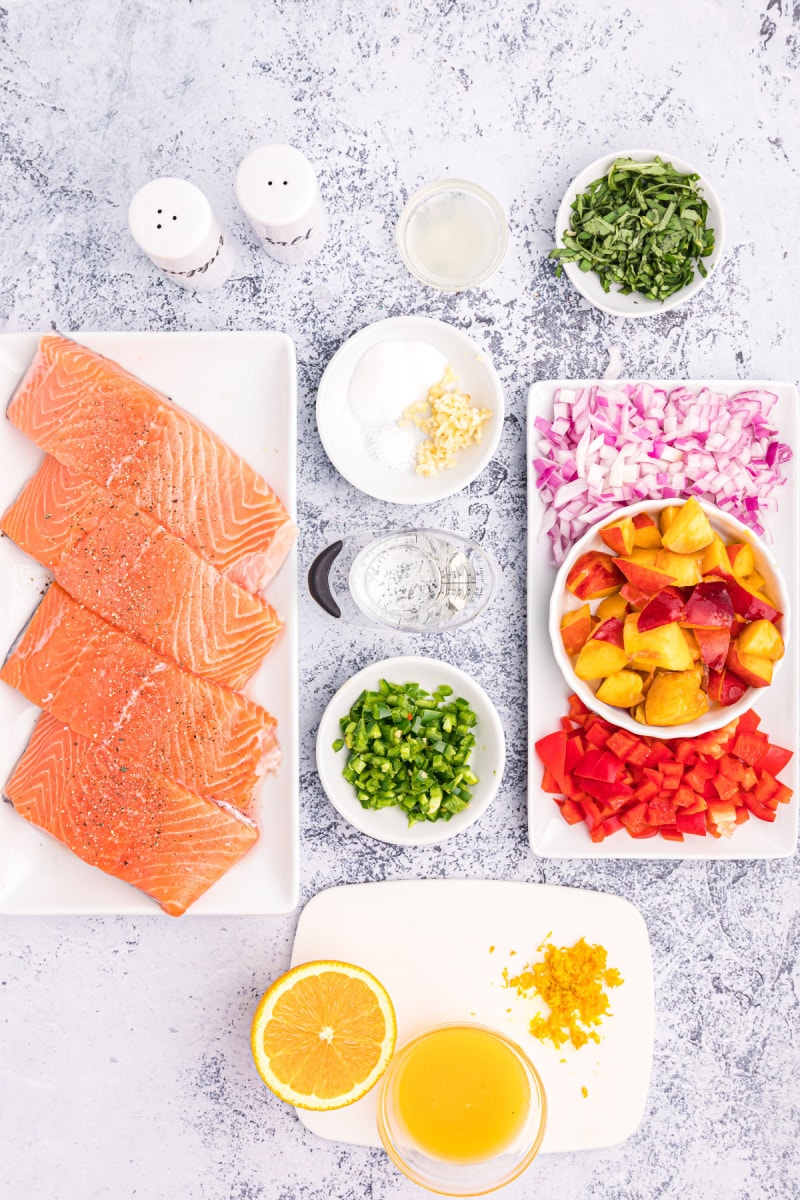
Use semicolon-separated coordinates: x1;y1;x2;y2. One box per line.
550;497;790;737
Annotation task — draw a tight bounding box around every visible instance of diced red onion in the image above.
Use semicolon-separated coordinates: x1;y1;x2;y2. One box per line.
533;383;792;564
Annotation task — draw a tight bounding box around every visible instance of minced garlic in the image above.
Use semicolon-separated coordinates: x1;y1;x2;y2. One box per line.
401;365;492;477
503;937;623;1050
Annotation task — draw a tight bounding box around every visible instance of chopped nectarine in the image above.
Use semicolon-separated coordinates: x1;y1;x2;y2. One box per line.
566;551;625;600
560;605;593;656
726;542;755;579
638;586;685;632
661;497;715;554
619;582;652;610
725;640;773;688
655;549;702;587
614;557;678;596
632;513;662;549
724;578;782;624
707;667;748;707
623;613;695;672
701;534;734;578
645;670;709;726
682;628;702;662
592;617;625;647
599;517;635;557
660;505;681;534
737;619;784;661
742;570;766;592
597;593;629;620
683;581;734;628
596;669;645;708
574;637;629;681
693;626;731;672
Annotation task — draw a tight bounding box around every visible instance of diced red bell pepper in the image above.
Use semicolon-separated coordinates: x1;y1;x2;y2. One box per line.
673;784;697;809
731;731;769;767
753;773;780;804
718;757;747;783
558;798;584;825
644;743;673;767
626;741;651;767
619;802;650;836
568;694;590;718
584;721;612;749
660;825;685;842
634;780;660;804
743;793;777;822
660;761;684;778
757;743;793;777
774;783;793;806
564;735;585;774
676;809;707;836
535;731;568;791
661;775;681;792
713;776;739;802
575;748;624;783
735;709;762;734
602;814;624;836
580;795;604;831
606;730;639;759
579;777;634;806
541;768;563;794
734;806;750;824
674;741;697;765
646;798;677;826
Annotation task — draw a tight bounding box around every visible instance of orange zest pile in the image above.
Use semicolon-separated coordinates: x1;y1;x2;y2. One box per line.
504;938;623;1050
251;960;397;1110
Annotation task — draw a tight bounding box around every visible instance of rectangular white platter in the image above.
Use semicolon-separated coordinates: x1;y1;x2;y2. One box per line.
527;379;799;859
291;879;654;1154
0;331;299;915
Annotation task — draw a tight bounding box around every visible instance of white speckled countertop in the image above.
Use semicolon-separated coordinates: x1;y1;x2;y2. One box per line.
2;1;799;1197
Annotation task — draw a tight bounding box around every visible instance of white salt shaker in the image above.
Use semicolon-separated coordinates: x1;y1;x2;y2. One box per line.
235;144;327;264
128;178;235;290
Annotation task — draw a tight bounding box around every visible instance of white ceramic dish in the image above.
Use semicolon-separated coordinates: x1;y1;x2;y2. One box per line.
0;331;299;915
315;315;504;504
554;148;724;318
316;655;505;846
527;379;799;860
550;498;790;738
291;880;654;1153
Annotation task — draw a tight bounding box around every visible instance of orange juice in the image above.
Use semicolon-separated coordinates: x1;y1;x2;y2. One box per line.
391;1026;532;1163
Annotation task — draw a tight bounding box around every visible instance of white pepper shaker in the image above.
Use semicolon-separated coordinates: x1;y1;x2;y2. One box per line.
128;178;235;291
235;144;327;264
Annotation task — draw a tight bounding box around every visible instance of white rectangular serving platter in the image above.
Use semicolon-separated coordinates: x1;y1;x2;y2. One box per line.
0;331;299;915
291;880;654;1154
527;379;799;859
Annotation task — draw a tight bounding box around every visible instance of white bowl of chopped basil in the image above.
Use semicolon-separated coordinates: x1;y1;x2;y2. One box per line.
552;149;725;317
316;655;506;845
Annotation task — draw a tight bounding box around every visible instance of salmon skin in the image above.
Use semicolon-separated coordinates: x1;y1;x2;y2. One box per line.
5;713;259;916
1;585;280;812
7;333;297;593
1;455;283;691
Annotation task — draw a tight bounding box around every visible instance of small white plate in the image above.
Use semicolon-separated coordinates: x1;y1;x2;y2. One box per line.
291;880;654;1153
0;331;299;915
315;316;504;504
554;148;725;318
316;655;505;845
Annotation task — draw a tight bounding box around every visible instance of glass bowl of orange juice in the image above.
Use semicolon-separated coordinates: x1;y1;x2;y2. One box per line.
376;1023;547;1196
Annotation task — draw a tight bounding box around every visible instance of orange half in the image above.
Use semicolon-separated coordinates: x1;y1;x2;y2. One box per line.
251;960;397;1110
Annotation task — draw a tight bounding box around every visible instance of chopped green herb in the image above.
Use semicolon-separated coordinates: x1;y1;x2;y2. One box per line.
550;156;715;302
333;680;479;825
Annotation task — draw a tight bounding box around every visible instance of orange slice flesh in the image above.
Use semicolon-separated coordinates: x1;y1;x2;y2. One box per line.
251;960;397;1110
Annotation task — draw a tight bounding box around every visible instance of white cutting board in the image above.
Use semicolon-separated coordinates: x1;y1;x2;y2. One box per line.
291;880;654;1153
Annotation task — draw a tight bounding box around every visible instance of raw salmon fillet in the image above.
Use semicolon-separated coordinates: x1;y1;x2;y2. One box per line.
1;585;280;812
1;456;283;690
7;333;297;592
5;713;259;916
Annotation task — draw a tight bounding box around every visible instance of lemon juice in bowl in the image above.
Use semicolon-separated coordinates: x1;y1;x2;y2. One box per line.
377;1023;547;1195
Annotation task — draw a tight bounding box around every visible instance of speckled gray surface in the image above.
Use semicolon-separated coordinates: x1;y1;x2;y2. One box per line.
1;1;799;1197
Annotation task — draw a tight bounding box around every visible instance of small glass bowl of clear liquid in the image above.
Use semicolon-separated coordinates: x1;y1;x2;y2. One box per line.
396;179;508;292
308;529;499;632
